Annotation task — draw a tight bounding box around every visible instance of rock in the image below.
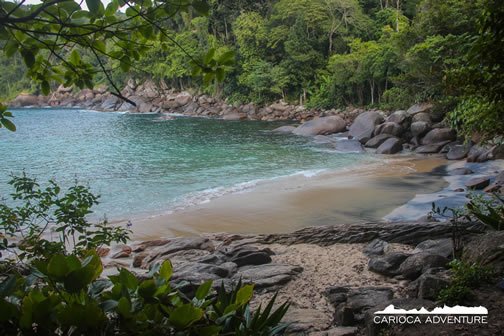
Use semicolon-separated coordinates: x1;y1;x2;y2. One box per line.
376;137;403;154
132;239;171;252
259;221;484;246
272;125;296;133
329;139;365;153
374;122;404;137
283;308;331;334
449;167;474;175
465;177;490;190
223;112;247;120
325;286;394;325
111;245;132;259
96;247;110;257
415;141;451;154
386;110;409;125
132;252;148;268
454;188;465;192
309;327;358;336
293;116;346;136
313;328;357;336
491;144;504;160
233;264;303;290
410;267;451;300
100;96;119;110
270;102;289;112
421;128;456;145
363;239;389;257
348;111;384;143
172;262;232;280
413;238;453;258
138;102;153;113
463;232;504;271
446;143;472;160
142;237;214;268
219;246;273;267
406;103;434;116
398;252;449;280
484;171;504;192
412;112;432;124
368;252;410;276
410;121;431;138
364;134;393;148
174;93;192;106
10;94;40;107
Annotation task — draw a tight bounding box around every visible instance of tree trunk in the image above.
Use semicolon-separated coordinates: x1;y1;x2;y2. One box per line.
328;30;333;56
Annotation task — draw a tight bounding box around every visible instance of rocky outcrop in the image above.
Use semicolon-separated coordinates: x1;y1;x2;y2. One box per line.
292;116;346;136
463;232;504;271
376;137;403;154
348;111;384;143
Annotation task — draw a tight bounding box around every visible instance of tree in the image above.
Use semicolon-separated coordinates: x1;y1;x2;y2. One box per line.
0;0;229;130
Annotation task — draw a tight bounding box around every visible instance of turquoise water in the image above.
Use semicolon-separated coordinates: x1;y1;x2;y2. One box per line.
0;108;370;221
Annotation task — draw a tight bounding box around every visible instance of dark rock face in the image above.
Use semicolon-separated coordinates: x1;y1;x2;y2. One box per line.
415;141;452;154
324;286;394;326
364;134;393;148
406;103;433;116
376;137;403;154
232;264;303;290
272;125;297;133
410;121;431;137
398;252;449;280
446;143;472;160
408;267;451;300
348;111;384;143
387;110;409;125
293;116;346;136
258;222;484;246
421;128;456;145
363;239;389;257
413;238;453;258
374;122;404;137
368;252;410;276
449;167;474;175
412;112;432;124
141;237;215;268
484;171;504;192
464;177;491;190
463;232;504;271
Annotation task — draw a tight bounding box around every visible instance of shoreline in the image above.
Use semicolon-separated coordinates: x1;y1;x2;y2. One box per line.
126;155;449;240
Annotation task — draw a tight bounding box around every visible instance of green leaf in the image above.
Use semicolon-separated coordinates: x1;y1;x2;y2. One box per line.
1;118;16;132
86;0;102;16
204;48;215;64
47;254;70;279
20;49;35;67
41;81;50;95
195;280;213;300
92;40;106;53
4;41;18;58
169;303;203;329
70;49;81;65
192;0;210;16
138;279;157;299
0;275;17;296
72;10;89;19
218;50;235;64
191;64;202;77
120;56;130;72
203;72;215;85
235;284;254;306
117;297;131;317
199;326;222;336
118;268;138;290
105;0;118;16
216;68;225;82
159;260;173;281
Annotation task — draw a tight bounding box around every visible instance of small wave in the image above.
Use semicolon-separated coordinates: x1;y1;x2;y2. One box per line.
165;169;327;212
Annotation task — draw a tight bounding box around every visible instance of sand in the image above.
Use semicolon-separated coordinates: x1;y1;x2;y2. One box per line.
127;156;448;240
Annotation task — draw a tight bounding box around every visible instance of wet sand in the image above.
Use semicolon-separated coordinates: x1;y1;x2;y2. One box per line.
128;156;448;240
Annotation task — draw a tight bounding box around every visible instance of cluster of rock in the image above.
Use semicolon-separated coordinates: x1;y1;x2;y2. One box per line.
97;221;504;335
275;105;504;162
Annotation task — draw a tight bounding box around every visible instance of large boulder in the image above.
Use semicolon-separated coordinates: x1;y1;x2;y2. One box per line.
223;112;247;120
293;116;346;136
410;121;431;137
10;94;40;107
100;96;119;110
363;239;389;257
484;171;504;192
348;111;384;143
412;112;432;124
232;264;303;290
376;137;403;154
398;252;449;280
365;134;393;148
421;128;456;145
446;143;472;160
406;103;434;116
272;125;297;133
330;139;365;153
387;110;409;125
464;177;490;190
374;122;404;137
368;252;410;276
463;232;504;271
415;141;451;154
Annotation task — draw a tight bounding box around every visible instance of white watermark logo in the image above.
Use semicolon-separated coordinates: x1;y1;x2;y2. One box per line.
374;305;488;325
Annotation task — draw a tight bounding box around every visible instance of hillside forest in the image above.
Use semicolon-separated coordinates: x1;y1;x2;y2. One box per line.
1;0;503;139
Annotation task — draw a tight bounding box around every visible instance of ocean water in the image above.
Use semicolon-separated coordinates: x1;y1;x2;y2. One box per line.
0;108;372;221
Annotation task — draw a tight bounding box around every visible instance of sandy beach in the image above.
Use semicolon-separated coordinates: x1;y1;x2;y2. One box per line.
128;156;448;240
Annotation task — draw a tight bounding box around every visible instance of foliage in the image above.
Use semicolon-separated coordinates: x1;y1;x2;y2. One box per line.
438;259;497;305
0;255;290;335
464;192;504;231
0;174;130;261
